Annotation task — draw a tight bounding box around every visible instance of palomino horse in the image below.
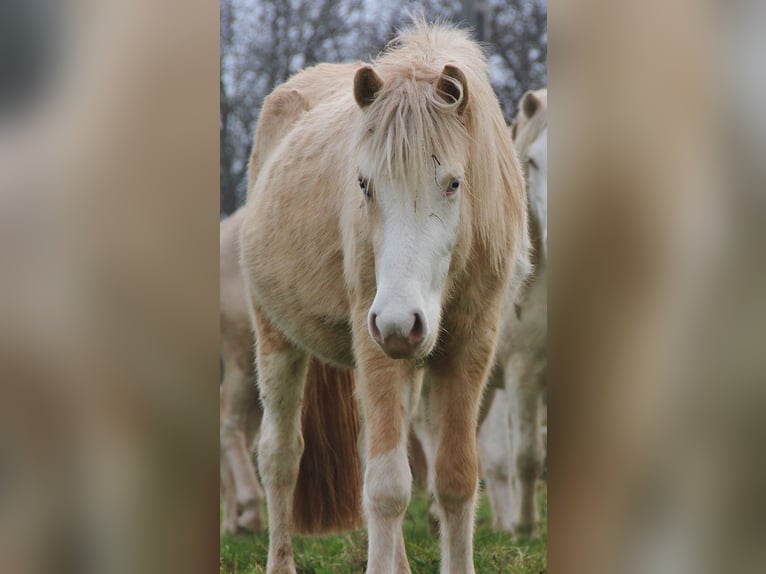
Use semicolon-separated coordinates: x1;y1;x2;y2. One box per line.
240;21;528;574
479;88;548;536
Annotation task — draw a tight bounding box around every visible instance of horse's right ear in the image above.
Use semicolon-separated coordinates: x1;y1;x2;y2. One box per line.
354;66;383;108
436;65;468;115
271;88;308;116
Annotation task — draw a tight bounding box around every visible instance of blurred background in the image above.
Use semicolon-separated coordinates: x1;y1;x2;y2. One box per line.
219;0;547;215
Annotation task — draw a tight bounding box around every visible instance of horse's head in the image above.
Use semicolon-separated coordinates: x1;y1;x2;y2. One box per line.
512;89;547;258
352;64;470;360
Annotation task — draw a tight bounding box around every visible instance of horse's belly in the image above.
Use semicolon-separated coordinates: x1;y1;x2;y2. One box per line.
279;314;355;369
240;204;355;368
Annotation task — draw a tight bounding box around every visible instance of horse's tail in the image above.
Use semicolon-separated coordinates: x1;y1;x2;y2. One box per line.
292;357;364;535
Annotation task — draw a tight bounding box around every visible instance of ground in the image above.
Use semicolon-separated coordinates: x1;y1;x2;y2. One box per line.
220;484;547;573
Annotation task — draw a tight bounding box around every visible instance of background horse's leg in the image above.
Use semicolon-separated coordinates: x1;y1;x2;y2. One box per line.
410;379;441;534
220;453;238;535
505;353;544;537
357;338;422;574
220;357;264;532
237;402;266;532
252;308;308;574
478;388;513;532
237;391;264;532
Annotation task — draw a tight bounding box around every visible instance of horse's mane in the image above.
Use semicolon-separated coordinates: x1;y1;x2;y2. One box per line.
354;20;527;274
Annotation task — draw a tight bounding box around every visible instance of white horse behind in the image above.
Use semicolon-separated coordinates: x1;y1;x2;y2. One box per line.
479;88;547;536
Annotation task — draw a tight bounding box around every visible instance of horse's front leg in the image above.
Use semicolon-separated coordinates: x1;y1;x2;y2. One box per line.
356;326;423;574
428;320;501;574
252;308;308;574
427;369;482;574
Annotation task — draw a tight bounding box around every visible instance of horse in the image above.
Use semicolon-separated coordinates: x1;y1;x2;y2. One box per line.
239;20;528;574
220;207;265;535
479;88;548;536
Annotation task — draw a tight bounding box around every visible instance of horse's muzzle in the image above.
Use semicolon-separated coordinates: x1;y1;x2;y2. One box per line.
369;311;426;359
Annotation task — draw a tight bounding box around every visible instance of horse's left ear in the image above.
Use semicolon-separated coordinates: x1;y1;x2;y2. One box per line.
354;66;384;108
436;64;468;116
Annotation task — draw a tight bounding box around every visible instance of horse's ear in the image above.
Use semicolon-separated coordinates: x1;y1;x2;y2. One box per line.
521;90;541;118
354;66;383;108
273;89;308;115
436;64;468;116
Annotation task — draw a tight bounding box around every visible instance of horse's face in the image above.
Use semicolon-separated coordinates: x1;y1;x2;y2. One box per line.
359;156;465;360
353;65;469;360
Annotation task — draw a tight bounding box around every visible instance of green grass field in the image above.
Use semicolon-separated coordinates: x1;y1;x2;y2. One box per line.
220;485;546;573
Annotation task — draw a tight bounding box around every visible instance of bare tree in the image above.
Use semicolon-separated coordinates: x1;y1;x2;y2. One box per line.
220;0;377;215
488;0;547;119
220;0;547;215
220;0;239;216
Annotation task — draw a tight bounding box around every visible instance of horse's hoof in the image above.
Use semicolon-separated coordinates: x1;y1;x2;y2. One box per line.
511;521;536;539
236;506;263;533
428;510;440;537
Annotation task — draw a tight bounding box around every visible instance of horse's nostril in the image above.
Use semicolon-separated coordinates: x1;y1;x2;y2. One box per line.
369;313;382;341
410;312;424;343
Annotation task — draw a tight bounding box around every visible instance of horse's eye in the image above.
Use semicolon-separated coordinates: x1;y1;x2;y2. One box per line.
528;158;538;170
446;179;460;195
358;176;372;198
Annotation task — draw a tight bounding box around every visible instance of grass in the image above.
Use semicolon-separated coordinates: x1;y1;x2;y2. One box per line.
220;484;547;573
